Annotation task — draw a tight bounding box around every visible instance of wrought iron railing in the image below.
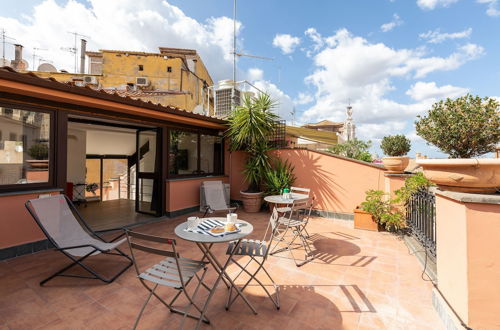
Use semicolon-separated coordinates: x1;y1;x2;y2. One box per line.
406;189;436;257
268;120;287;148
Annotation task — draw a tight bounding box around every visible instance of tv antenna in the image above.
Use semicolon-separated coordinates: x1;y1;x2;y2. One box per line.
230;0;273;107
32;47;47;70
291;106;296;126
1;28;16;63
62;31;89;73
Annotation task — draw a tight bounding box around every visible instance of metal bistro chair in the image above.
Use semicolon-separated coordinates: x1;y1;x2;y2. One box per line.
271;198;315;267
125;230;211;329
25;195;132;286
224;208;281;311
275;186;311;213
201;181;238;217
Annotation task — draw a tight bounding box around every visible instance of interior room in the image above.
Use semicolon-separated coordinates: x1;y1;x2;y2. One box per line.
66;117;160;230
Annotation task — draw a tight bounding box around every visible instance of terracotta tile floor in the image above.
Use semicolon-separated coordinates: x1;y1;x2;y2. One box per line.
0;211;444;329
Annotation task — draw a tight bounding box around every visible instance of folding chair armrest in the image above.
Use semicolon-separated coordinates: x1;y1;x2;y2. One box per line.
230;203;239;212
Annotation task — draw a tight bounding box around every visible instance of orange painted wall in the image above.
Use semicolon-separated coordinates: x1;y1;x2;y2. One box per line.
229;149;386;214
0;190;60;249
165;176;229;212
436;193;500;329
465;202;500;329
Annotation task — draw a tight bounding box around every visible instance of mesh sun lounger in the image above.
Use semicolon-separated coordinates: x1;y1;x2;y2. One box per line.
25;194;133;286
201;181;238;217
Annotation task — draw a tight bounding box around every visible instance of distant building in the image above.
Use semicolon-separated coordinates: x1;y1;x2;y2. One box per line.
285;126;338;151
302;106;356;144
9;45;214;114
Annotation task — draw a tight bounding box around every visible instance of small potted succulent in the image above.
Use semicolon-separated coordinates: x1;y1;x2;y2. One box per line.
380;135;411;173
415;94;500;194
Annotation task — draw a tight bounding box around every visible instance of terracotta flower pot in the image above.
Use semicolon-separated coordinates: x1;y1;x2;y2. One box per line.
417;158;500;194
26;159;49;169
240;191;263;213
382;156;409;173
353;208;380;231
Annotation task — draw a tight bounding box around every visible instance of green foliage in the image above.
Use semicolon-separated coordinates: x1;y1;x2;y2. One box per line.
415;94;500;158
225;93;279;192
394;172;434;205
361;189;406;232
263;158;296;196
27;143;49;160
380;134;411;157
328;139;373;162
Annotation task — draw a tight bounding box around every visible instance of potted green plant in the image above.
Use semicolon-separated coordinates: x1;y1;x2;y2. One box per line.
380;134;411;173
226;93;279;212
26;143;49;168
355;190;406;232
415;94;500;194
263;158;296;211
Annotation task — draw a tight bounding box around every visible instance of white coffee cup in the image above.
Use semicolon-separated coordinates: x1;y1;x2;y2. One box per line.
227;213;237;223
187;216;199;230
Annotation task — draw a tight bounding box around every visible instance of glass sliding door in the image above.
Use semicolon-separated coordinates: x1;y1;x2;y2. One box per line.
135;128;161;215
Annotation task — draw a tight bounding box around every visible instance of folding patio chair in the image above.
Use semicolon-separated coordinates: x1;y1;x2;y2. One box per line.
201;181;238;217
275;186;311;213
125;230;210;329
271;197;315;267
24;195;132;286
224;208;280;311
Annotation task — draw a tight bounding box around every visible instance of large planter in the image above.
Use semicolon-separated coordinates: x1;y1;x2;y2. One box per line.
26;159;49;169
240;191;263;213
353;208;380;231
417;158;500;194
382;156;409;173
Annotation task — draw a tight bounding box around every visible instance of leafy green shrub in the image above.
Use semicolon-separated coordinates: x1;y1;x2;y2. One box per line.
27;143;49;160
394;172;434;205
263;158;296;196
226;93;279;192
415;94;500;158
380;135;411;157
328;139;373;162
361;189;406;231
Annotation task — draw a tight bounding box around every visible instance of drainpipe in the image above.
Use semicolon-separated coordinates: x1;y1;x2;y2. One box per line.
80;39;86;74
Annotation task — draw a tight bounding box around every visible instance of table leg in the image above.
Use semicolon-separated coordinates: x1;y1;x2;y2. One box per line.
197;242;231;289
195;241;257;329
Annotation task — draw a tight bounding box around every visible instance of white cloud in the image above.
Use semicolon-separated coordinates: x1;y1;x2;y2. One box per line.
303;28;324;57
299;28;483;142
417;0;459;10
253;80;295;122
406;81;469;101
477;0;500;16
381;14;403;32
247;67;264;81
272;34;301;54
0;0;241;82
419;28;472;43
294;92;314;105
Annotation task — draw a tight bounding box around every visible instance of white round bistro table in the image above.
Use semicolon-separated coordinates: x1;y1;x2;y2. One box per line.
174;218;257;329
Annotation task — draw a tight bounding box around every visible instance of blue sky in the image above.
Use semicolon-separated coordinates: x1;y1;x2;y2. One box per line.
1;0;499;157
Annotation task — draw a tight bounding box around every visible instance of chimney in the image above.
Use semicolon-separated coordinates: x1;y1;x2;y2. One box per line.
11;44;27;70
80;39;87;74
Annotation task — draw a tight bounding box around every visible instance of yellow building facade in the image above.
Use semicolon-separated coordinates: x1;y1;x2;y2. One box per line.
31;47;214;114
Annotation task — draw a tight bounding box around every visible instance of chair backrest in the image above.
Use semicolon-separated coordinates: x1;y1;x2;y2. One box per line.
287;197;314;223
291;186;310;200
125;230;180;279
25;195;95;249
201;181;230;211
262;207;280;259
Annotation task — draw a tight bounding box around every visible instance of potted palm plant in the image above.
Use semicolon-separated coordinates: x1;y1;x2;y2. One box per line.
226;93;279;212
415;94;500;194
380;135;411;173
263;158;296;212
26;143;49;168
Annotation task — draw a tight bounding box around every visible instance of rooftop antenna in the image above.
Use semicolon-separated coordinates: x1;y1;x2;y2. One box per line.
32;47;47;70
64;31;90;73
1;28;16;63
291;106;296;126
230;0;273;107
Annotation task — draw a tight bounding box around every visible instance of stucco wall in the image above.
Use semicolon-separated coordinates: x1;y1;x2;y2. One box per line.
0;190;60;249
229;149;386;214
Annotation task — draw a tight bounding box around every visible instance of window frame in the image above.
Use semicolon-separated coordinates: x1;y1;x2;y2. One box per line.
0;102;56;193
167;127;224;179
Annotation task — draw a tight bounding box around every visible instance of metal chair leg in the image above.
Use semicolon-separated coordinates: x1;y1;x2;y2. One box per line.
133;284;158;330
